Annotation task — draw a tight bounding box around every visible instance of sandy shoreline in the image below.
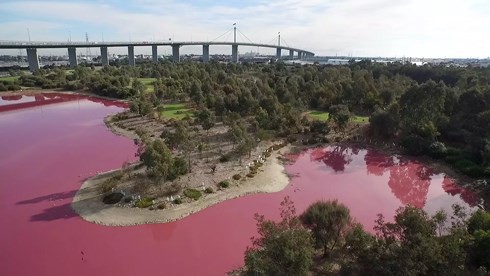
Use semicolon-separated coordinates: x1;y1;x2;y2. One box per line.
71;146;291;226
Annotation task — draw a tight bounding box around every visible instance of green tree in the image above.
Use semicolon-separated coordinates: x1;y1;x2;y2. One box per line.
399;81;448;140
196;108;216;135
467;210;490;270
300;200;352;257
329;104;351;134
174;121;195;172
140;139;173;180
132;78;145;95
369;108;399;138
244;197;314;276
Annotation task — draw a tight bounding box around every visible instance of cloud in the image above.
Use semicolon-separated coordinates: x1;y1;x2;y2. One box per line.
0;0;489;57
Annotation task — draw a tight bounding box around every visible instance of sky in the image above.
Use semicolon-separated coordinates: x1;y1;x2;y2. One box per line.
0;0;489;58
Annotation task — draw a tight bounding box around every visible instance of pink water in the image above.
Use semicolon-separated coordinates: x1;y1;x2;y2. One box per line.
0;93;479;275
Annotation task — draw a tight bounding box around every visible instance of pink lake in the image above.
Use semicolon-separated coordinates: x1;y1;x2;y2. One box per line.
0;93;479;275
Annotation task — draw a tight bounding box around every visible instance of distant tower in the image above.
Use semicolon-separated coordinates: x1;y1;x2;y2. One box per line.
85;32;92;59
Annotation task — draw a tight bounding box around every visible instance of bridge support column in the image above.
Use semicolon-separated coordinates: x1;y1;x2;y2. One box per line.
26;48;40;72
289;50;294;60
68;47;77;68
276;48;282;60
172;45;180;62
101;46;109;66
231;44;238;63
298;51;303;60
152;45;158;63
202;44;209;63
128;46;135;66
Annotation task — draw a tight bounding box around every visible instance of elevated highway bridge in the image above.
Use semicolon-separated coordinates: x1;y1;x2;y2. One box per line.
0;40;315;72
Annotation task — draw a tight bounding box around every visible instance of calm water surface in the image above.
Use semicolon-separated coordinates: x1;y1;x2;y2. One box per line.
0;93;479;275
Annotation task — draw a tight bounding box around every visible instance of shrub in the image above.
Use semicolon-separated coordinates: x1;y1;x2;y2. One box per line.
184;188;202;200
135;197;154;208
233;174;242;180
123;197;132;203
100;179;117;194
111;171;124;181
454;160;484;178
157;203;166;210
401;134;429;156
102;192;124;204
428;141;447;159
162;182;182;196
219;154;231;163
205;187;214;194
310;120;330;135
247;173;255;178
173;198;182;204
219;180;230;188
132;178;151;195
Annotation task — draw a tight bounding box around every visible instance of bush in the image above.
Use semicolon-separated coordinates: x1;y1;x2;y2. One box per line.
162;182;182;196
454;159;484;178
157;203;166;209
124;197;132;203
111;171;124;181
100;179;118;193
102;192;124;204
428;141;447;159
219;180;230;188
247;173;255;178
233;174;242;180
135;197;154;208
310;120;330;135
205;187;214;194
401;134;429;156
219;154;231;163
184;188;202;200
173;198;182;204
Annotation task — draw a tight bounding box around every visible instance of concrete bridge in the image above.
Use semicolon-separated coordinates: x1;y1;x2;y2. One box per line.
0;40;315;72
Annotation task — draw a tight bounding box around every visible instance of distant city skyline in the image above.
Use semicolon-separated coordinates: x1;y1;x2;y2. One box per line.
1;0;489;58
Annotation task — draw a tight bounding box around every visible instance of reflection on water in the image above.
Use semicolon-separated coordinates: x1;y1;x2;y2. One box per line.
306;145;480;209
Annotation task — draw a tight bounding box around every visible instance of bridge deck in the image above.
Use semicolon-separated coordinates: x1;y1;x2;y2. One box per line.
0;41;314;55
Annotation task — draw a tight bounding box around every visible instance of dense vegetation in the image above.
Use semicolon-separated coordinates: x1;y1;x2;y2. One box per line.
2;60;489;275
242;197;490;275
4;61;489;181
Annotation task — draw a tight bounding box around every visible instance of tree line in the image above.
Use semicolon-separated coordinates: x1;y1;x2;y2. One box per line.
242;197;490;275
7;61;490;181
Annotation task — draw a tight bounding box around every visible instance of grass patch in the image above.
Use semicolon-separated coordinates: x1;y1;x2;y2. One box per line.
135;197;154;208
219;180;230;188
309;110;330;121
128;77;156;93
351;115;369;123
173;198;182;204
184;188;202;200
0;76;19;84
307;110;368;123
160;103;194;120
139;78;156;93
